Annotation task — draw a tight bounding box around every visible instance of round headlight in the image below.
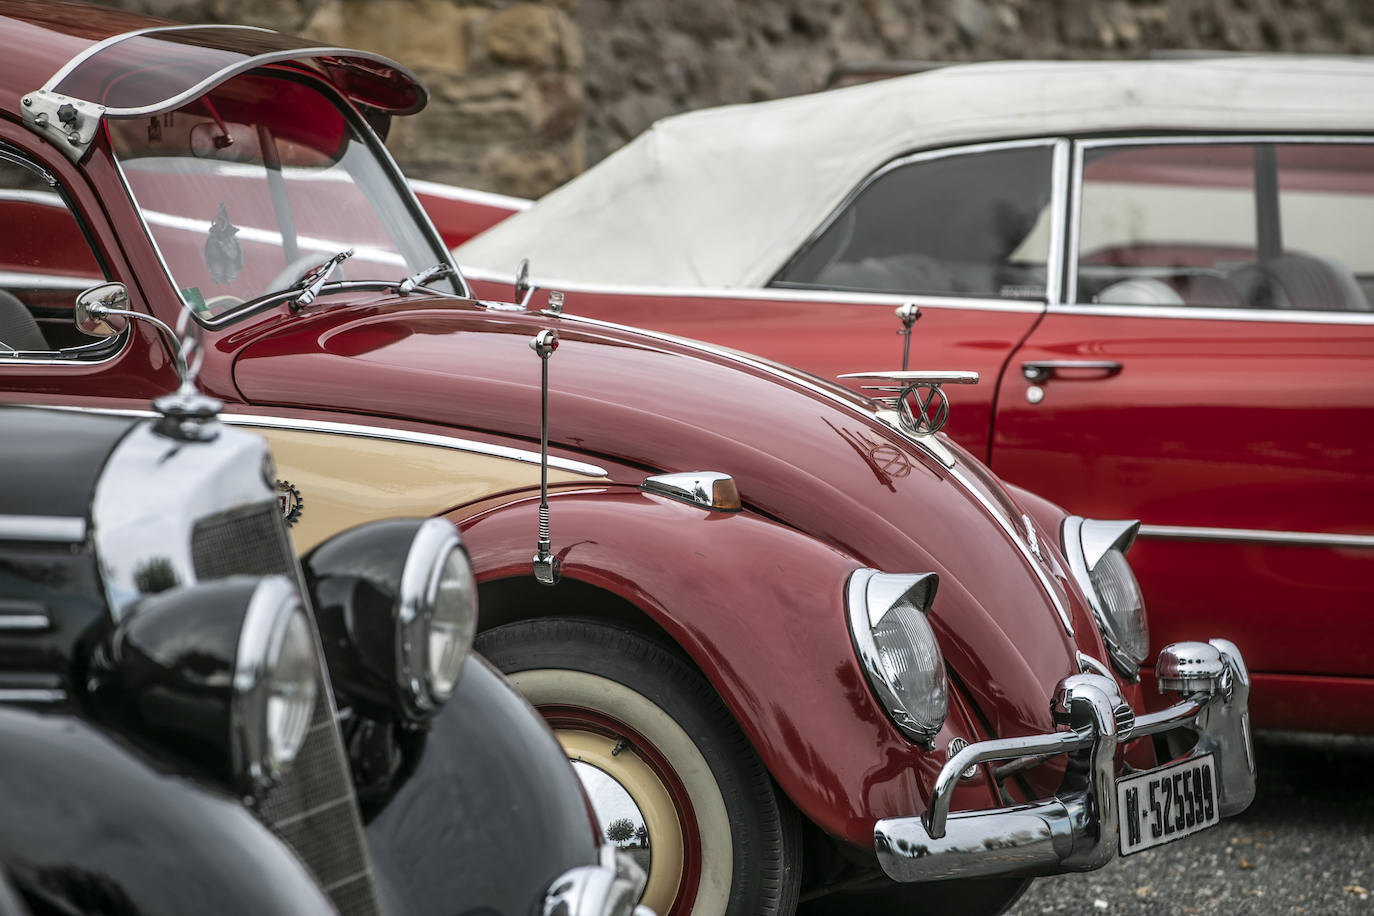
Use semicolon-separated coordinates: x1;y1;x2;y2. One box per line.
425;545;478;702
1062;517;1149;677
847;570;948;748
235;576;318;785
397;518;477;713
265;608;318;771
1087;547;1149;667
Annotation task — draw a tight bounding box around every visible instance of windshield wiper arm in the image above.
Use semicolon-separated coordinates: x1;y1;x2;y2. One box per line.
396;263;455;296
289;248;354;312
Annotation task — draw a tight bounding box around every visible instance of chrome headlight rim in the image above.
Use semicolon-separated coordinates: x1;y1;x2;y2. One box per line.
231;575;318;789
396;517;476;714
845;568;948;750
1061;516;1147;680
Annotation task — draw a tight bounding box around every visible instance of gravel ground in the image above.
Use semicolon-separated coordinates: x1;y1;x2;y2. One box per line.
1007;731;1374;915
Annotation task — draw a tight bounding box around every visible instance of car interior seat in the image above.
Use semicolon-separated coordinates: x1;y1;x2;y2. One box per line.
1227;253;1372;312
0;289;48;352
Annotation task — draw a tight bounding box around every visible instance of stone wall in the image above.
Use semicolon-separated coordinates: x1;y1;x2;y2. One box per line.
105;0;1374;197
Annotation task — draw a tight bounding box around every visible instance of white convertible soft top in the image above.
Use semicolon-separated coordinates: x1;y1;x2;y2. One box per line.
457;56;1374;289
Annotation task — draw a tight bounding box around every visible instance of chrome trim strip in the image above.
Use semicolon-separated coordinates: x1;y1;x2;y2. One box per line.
0;515;86;542
409;179;532;212
27;404;608;478
0;270;102;291
949;465;1074;635
458;264;1047;314
1139;524;1374;549
1062;133;1374;322
41;25;271;93
0;688;66;703
0;147;56;187
1046;138;1070;306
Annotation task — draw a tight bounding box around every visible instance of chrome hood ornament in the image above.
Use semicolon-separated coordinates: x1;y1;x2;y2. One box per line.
530;329;560;586
839;370;979;468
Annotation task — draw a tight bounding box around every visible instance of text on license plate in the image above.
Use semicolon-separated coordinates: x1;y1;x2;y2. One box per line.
1116;753;1220;855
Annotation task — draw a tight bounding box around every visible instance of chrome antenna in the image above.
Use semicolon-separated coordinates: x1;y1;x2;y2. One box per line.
896;302;921;371
529;329;560;585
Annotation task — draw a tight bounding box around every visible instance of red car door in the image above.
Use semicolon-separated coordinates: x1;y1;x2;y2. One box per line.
991;138;1374;732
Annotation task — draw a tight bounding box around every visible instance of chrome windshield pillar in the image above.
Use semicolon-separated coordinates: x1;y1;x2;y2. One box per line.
875;639;1256;883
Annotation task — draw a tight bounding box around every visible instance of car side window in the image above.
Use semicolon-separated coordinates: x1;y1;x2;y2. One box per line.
1077;141;1374;313
0;150;112;357
772;145;1055;300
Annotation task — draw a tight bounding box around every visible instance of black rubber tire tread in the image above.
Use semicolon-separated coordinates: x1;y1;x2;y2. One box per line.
478;616;802;916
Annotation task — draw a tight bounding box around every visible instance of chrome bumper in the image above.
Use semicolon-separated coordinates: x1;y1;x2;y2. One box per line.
874;639;1255;883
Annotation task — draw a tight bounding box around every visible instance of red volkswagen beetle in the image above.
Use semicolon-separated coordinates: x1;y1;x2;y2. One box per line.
449;57;1374;737
0;8;1254;915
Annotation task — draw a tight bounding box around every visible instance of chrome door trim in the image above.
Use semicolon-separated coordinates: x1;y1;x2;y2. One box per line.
458;265;1047;314
25;404;608;478
1139;524;1374;549
1062;133;1374;317
0;515;87;543
1045;139;1071;307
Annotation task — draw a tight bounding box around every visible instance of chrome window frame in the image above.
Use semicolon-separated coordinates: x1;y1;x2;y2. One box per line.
770;137;1068;305
107;68;467;333
1061;133;1374;325
0;146;128;367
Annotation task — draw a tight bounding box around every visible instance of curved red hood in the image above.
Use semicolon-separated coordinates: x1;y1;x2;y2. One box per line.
233;296;1107;740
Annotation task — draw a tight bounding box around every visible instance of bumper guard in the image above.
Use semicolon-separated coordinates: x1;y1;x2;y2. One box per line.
874;639;1255;882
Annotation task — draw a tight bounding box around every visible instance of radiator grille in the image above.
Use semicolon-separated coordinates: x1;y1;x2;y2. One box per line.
191;503;296;581
192;502;381;916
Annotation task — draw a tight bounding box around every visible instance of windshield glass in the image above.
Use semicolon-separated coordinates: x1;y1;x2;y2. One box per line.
107;71;456;321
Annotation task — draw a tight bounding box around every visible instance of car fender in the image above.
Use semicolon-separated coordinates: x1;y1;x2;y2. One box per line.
455;486;1005;849
363;655;599;916
0;708;334;916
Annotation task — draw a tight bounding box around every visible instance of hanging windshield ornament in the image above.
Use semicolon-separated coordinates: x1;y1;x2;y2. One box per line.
204;202;242;284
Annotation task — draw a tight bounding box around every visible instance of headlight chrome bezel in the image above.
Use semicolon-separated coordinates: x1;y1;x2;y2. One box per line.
396;517;477;715
1061;516;1148;680
846;569;948;750
231;575;319;789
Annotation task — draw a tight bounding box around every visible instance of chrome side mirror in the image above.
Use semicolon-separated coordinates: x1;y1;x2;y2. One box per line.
74;282;131;337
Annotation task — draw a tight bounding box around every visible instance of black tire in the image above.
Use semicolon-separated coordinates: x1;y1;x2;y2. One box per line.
478;617;802;916
798;876;1031;916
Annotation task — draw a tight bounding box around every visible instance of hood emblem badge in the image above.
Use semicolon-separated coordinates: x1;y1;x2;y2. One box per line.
276;480;304;527
837;371;980;467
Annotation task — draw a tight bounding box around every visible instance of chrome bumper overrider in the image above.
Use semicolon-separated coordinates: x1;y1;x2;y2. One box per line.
874;639;1255;882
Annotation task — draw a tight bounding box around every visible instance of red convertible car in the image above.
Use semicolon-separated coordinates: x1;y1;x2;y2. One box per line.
450;57;1374;736
0;7;1254;915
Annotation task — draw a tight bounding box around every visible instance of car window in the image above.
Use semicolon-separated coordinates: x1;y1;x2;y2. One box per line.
1077;141;1374;313
106;72;456;323
772;145;1055;300
0;151;112;357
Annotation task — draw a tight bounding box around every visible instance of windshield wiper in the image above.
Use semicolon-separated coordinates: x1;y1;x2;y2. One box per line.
396;263;455;296
288;248;354;312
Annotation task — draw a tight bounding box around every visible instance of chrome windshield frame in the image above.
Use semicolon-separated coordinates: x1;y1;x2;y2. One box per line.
105;69;467;331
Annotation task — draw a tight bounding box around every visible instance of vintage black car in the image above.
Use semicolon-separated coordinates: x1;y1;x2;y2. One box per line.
0;371;648;915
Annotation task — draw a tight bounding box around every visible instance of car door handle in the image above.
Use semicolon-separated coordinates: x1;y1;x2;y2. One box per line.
1021;360;1122;382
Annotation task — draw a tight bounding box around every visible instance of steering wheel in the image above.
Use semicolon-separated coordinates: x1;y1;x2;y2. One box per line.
265;252;350;296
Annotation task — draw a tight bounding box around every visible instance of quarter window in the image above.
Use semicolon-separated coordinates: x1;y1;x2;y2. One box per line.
0;153;112;357
773;145;1055;299
1077;141;1374;312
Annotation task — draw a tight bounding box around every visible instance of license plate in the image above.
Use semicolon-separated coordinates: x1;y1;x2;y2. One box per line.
1116;753;1220;855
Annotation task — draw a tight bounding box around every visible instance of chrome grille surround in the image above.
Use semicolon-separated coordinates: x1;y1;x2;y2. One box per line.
92;422;380;916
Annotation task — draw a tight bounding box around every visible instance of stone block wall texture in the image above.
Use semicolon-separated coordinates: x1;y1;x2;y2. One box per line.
105;0;1374;197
